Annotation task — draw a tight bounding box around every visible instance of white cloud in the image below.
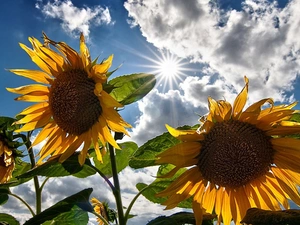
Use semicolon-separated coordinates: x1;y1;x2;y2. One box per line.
124;0;300;104
128;88;205;145
36;0;114;38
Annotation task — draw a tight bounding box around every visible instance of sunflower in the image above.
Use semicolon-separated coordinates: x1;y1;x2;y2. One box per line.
0;136;15;183
7;33;131;165
156;76;300;225
91;197;109;225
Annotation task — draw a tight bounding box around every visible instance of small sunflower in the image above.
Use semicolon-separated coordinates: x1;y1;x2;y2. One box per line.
0;136;15;183
156;76;300;225
7;33;131;165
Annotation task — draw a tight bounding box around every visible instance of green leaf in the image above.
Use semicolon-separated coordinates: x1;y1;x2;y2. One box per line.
0;116;17;130
0;188;9;205
41;205;88;225
24;188;93;225
18;153;95;179
146;212;214;225
129;132;181;169
290;113;300;122
0;213;20;225
136;164;192;208
92;142;138;178
107;73;156;105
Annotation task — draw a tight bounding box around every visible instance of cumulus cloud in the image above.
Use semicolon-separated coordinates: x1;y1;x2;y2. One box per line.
124;0;300;103
36;0;114;38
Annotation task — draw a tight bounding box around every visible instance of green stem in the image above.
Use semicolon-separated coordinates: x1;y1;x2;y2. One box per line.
124;185;149;224
109;143;125;225
26;131;42;214
91;211;110;225
40;177;50;193
89;164;115;192
9;192;35;216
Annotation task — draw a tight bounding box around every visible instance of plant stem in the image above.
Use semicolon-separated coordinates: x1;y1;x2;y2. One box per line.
124;185;149;224
92;211;110;225
109;143;125;225
8;192;35;216
89;164;115;192
26;132;42;214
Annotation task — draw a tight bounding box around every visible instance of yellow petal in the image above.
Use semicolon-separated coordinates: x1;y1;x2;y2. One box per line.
78;138;92;166
192;201;203;225
18;102;49;115
32;122;57;146
7;84;49;95
9;69;52;84
166;124;204;142
221;189;232;225
207;98;231;122
232;76;249;119
98;116;119;149
15;94;48;102
202;184;216;214
20;43;53;75
80;33;91;68
15;109;51;124
102;107;131;135
99;91;123;108
90;55;113;76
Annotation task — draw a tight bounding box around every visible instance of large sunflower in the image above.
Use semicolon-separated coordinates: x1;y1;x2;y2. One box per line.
156;76;300;225
0;136;15;183
7;33;131;165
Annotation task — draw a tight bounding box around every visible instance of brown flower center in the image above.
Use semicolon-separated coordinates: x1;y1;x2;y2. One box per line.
197;120;274;188
49;69;102;135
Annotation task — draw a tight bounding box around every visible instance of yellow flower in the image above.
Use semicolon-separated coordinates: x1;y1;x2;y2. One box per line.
91;197;108;225
156;76;300;225
0;137;15;183
8;33;131;165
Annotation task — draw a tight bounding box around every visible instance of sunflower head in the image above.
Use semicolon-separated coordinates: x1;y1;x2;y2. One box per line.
0;134;15;183
157;76;300;225
91;197;112;225
8;33;131;165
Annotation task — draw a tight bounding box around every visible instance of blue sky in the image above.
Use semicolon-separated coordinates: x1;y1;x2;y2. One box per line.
1;0;300;224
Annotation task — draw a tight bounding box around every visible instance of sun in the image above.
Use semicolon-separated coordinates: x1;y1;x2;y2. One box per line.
145;51;189;90
156;53;181;78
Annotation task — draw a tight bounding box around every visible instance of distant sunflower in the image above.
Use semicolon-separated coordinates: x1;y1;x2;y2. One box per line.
8;33;131;165
156;76;300;225
91;197;109;225
0;136;15;183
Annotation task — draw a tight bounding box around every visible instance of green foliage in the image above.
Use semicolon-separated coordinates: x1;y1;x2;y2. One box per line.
129;125;196;169
91;142;138;178
23;188;93;225
41;205;89;225
7;158;32;186
290;113;300;122
146;212;213;225
129;131;181;169
0;213;20;225
136;164;192;209
0;188;9;205
17;153;95;179
107;73;156;105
